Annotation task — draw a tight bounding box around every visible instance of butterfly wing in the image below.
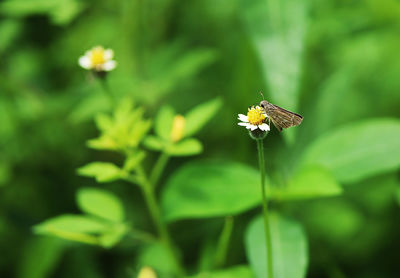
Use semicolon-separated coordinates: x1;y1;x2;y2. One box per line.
267;104;303;132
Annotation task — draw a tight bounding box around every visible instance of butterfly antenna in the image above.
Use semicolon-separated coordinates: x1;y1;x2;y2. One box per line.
259;91;265;100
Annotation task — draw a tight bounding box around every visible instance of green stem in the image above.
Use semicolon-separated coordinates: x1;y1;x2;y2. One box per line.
98;77;115;107
256;139;274;278
135;166;185;276
150;152;170;187
214;216;234;268
129;228;157;243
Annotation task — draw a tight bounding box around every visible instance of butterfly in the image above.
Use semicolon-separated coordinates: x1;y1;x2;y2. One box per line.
259;99;303;132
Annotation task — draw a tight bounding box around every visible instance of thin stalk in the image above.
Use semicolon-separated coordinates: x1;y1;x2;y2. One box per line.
135;166;185;276
214;216;234;268
129;228;157;243
98;77;115;107
150;152;170;187
256;139;274;278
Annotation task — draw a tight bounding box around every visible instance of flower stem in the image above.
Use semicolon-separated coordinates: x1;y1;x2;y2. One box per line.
214;216;234;268
135;166;185;276
256;139;274;278
150;152;170;187
98;77;115;107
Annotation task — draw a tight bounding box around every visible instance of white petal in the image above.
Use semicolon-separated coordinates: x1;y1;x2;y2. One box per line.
103;60;117;71
238;122;249;127
259;123;270;131
238;114;248;122
78;55;92;69
104;49;114;60
250;125;258;131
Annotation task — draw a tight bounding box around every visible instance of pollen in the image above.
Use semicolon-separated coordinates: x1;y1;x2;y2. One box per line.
90;46;106;66
247;106;266;125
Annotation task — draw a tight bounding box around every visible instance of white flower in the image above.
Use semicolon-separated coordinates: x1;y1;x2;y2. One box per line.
238;106;270;131
78;46;117;72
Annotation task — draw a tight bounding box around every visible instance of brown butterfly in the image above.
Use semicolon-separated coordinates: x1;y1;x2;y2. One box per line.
259;99;303;132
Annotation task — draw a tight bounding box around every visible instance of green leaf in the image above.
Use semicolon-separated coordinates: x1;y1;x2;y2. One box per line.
155;105;175;141
124;151;146;171
94;113;113;133
0;0;85;25
239;0;308;111
137;243;179;275
76;188;125;222
87;135;118;151
143;135;165;151
49;0;85;25
85;98;152;151
34;214;108;245
77;162;126;183
166;138;203;156
98;223;128;248
161;161;262;221
271;166;342;201
299;119;400;183
0;19;21;54
188;265;255;278
246;214;308;278
184;98;222;137
156;49;218;98
302;200;364;244
17;237;66;278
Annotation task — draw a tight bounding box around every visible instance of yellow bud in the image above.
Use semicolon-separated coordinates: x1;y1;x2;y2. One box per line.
170;115;185;142
137;266;157;278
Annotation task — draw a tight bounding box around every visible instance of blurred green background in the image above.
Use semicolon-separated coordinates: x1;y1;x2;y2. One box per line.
1;0;400;277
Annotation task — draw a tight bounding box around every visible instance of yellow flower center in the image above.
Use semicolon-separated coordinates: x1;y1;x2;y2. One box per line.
90;47;106;66
247;106;266;125
170;115;185;142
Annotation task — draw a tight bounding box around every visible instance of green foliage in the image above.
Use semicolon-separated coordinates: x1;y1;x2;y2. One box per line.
161;161;262;221
0;161;11;186
77;162;127;183
155;105;175;141
17;237;66;278
299;119;400;183
143;135;165;152
188;265;255;278
183;98;222;138
271;166;342;201
0;0;85;25
239;0;307;111
0;19;21;54
88;99;152;151
302;199;365;245
77;188;125;222
136;243;179;276
34;214;110;245
165;138;203;156
144;98;221;157
155;49;218;99
34;215;128;248
246;214;308;278
2;0;400;277
123;150;146;172
34;188;128;248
